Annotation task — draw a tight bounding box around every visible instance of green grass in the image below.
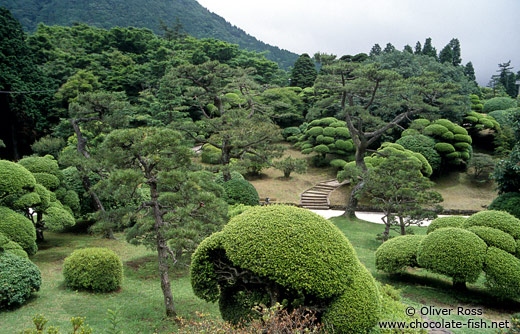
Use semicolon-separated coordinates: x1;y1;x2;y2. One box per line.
0;232;220;333
2;218;519;333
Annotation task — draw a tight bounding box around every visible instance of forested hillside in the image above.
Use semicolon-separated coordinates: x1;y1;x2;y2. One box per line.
0;0;298;69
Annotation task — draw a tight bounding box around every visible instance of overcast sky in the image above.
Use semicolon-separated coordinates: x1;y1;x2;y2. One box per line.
196;0;520;86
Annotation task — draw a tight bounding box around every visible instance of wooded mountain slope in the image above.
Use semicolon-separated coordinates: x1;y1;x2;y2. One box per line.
0;0;298;69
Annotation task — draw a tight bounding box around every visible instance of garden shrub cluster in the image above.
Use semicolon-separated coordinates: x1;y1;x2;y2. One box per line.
376;210;520;298
293;117;355;167
407;118;472;166
63;247;123;292
0;253;41;309
191;205;383;333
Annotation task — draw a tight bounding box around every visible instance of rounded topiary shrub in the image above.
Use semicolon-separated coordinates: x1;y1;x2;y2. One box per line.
191;206;380;333
0;160;36;197
467;226;516;254
396;135;441;173
0;233;28;258
484;247;520;299
426;216;466;234
483;97;517;113
417;228;487;285
488;192;520;220
375;235;425;273
462;210;520;239
0;253;41;309
63;247;123;292
221;178;259;206
200;144;222;165
0;206;37;255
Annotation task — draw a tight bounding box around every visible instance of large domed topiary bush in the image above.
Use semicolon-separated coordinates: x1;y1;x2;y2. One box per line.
462;210;520;239
426;216;466;234
417;228;487;286
63;247;123;292
0;252;41;309
191;205;381;333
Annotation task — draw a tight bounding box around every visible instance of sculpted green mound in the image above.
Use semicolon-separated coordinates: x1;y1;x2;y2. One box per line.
191;205;380;333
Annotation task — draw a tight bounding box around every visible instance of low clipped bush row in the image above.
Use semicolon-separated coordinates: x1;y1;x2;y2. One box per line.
191;205;382;333
63;247;123;292
0;253;41;309
376;210;520;298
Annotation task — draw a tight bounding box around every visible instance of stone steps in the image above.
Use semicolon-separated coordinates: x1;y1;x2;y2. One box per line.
299;179;348;210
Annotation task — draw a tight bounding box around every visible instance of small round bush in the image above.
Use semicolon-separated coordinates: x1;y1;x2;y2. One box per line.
453;134;472;144
467;226;516;254
63;247;123;292
410;119;431;130
375;235;424;273
424;124;450;136
488;192;520;220
0;233;28;258
417;228;487;284
335;139;353;151
483;97;517;113
0;206;37;255
0;253;41;309
18;156;61;177
314;144;330;154
221;178;259;206
463;210;520;239
282;126;301;139
484;247;520;299
33;172;60;190
433;119;456;131
330;159;348;169
335;127;350;138
306;126;323;137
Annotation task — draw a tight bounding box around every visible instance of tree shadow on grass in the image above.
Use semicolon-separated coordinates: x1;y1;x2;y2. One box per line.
379;271;520;313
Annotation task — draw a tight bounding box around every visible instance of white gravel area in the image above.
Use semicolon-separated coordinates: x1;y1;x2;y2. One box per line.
309;210;469;226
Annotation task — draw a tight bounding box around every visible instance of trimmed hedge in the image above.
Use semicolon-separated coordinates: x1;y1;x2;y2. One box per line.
221;178;259;206
0;253;41;309
0;206;37;255
63;247;123;292
462;210;520;239
426;216;466;234
417;228;487;284
375;235;424;273
488;192;520;220
484;247;520;299
467;226;516;254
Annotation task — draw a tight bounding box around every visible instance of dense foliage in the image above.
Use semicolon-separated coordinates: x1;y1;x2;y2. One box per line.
0;253;41;309
489;192;520;219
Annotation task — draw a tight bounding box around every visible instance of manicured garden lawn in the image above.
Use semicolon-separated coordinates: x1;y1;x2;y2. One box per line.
2;217;517;333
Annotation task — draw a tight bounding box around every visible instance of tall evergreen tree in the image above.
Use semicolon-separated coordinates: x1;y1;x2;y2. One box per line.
464;62;476;81
383;43;396;53
290;53;317;88
422;38;437;59
370;43;382;57
439;44;454;64
403;44;413;54
414;41;422;54
449;38;462;66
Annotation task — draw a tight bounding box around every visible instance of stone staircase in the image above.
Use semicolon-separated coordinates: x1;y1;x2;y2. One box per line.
300;179;347;210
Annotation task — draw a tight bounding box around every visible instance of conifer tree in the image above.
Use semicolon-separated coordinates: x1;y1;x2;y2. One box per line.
290;53;317;88
422;38;437;59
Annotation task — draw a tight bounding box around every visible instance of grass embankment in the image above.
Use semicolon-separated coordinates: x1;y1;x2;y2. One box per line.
2;217;518;333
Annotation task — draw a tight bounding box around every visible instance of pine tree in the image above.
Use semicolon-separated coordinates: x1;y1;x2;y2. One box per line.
290;53;317;88
403;44;413;53
383;43;396;53
439;45;454;64
449;38;462;66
